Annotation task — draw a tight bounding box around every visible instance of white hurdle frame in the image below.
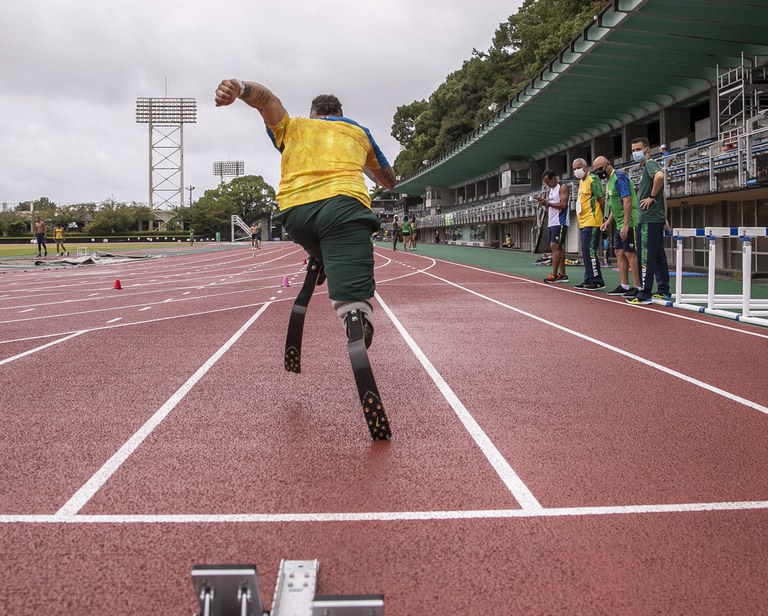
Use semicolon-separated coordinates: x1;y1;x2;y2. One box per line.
671;227;768;326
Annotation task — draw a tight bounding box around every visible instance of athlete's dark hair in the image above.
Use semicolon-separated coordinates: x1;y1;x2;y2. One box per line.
542;169;558;180
631;136;650;148
311;94;343;117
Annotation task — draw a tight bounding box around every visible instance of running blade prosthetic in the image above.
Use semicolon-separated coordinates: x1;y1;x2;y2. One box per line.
345;309;391;440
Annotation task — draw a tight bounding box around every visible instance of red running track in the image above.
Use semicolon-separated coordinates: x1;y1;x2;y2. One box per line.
1;243;768;615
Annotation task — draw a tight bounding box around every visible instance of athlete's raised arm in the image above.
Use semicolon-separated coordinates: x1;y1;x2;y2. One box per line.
214;79;287;126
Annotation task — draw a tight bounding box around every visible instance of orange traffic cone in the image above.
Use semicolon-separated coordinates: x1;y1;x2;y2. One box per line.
113;279;122;290
281;276;290;288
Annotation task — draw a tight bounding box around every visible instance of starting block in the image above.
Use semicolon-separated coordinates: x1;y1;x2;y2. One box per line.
192;560;384;616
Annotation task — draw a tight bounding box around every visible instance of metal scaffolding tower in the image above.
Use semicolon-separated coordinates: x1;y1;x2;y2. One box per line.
717;55;768;143
136;97;197;209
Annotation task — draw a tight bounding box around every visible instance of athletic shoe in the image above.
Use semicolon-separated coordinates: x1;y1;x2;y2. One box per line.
544;273;558;283
606;285;627;295
36;254;41;257
626;296;652;305
652;293;672;302
575;281;604;290
555;274;569;283
623;287;639;298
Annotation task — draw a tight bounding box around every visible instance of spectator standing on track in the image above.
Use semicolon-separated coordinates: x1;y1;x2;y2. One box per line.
34;219;47;257
214;78;396;340
594;156;641;297
392;215;401;251
410;217;417;251
188;228;195;247
54;223;68;257
571;158;605;290
401;215;411;250
627;137;671;304
536;169;570;283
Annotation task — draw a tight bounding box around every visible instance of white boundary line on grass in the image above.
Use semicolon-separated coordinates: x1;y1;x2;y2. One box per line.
54;302;273;517
376;289;543;513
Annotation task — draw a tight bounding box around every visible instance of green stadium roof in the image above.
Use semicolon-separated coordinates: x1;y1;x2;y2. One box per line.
395;0;768;195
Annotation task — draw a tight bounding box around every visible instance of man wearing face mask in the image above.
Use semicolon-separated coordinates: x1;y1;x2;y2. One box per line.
571;158;605;290
594;156;641;297
627;137;671;305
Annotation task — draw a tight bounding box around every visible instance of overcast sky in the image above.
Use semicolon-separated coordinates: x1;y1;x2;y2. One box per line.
0;0;523;207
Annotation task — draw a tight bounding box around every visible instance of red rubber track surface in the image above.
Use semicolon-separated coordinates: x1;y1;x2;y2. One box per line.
1;243;767;615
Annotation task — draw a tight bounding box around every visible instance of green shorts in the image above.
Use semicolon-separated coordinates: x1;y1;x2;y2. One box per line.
274;195;381;301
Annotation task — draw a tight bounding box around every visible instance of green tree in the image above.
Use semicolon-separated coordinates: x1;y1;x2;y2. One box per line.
392;0;608;179
188;175;278;236
223;175;278;223
55;203;97;228
84;199;152;235
0;211;29;236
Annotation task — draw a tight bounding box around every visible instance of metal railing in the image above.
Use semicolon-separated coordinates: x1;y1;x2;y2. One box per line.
406;116;768;241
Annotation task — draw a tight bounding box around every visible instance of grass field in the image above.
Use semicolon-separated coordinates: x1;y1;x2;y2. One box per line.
0;241;206;258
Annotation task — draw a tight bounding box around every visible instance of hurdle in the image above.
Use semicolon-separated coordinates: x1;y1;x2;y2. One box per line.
670;227;768;326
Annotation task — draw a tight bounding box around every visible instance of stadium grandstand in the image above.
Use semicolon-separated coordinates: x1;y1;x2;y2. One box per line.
390;0;768;277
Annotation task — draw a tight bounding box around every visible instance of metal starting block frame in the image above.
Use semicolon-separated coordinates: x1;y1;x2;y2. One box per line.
671;227;768;327
192;560;384;616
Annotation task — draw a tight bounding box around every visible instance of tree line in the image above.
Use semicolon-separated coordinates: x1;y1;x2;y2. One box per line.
1;175;277;238
391;0;609;179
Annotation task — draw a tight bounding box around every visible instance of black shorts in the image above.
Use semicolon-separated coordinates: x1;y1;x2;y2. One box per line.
613;228;636;253
548;225;568;246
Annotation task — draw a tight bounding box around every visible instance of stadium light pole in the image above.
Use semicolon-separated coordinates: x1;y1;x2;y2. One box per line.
136;97;197;211
187;185;195;206
213;160;245;184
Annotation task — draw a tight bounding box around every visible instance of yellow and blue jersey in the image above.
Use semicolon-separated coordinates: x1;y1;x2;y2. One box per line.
266;113;389;211
576;173;604;228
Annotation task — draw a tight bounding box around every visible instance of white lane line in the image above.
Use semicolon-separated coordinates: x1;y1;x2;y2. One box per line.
417;255;768;341
424;271;768;416
5;499;768;524
106;318;122;324
0;331;87;367
139;307;151;312
375;291;542;513
18;308;34;313
55;302;273;517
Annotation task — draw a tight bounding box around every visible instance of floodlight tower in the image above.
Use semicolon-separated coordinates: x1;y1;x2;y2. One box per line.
213;160;245;184
136;97;197;209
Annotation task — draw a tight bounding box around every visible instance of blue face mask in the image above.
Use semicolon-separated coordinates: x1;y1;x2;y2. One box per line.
632;150;645;163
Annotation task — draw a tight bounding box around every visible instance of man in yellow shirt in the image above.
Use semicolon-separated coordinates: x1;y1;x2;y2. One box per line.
215;78;396;439
571;158;605;290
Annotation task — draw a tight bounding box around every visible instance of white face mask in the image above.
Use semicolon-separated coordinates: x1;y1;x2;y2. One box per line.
574;168;586;179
